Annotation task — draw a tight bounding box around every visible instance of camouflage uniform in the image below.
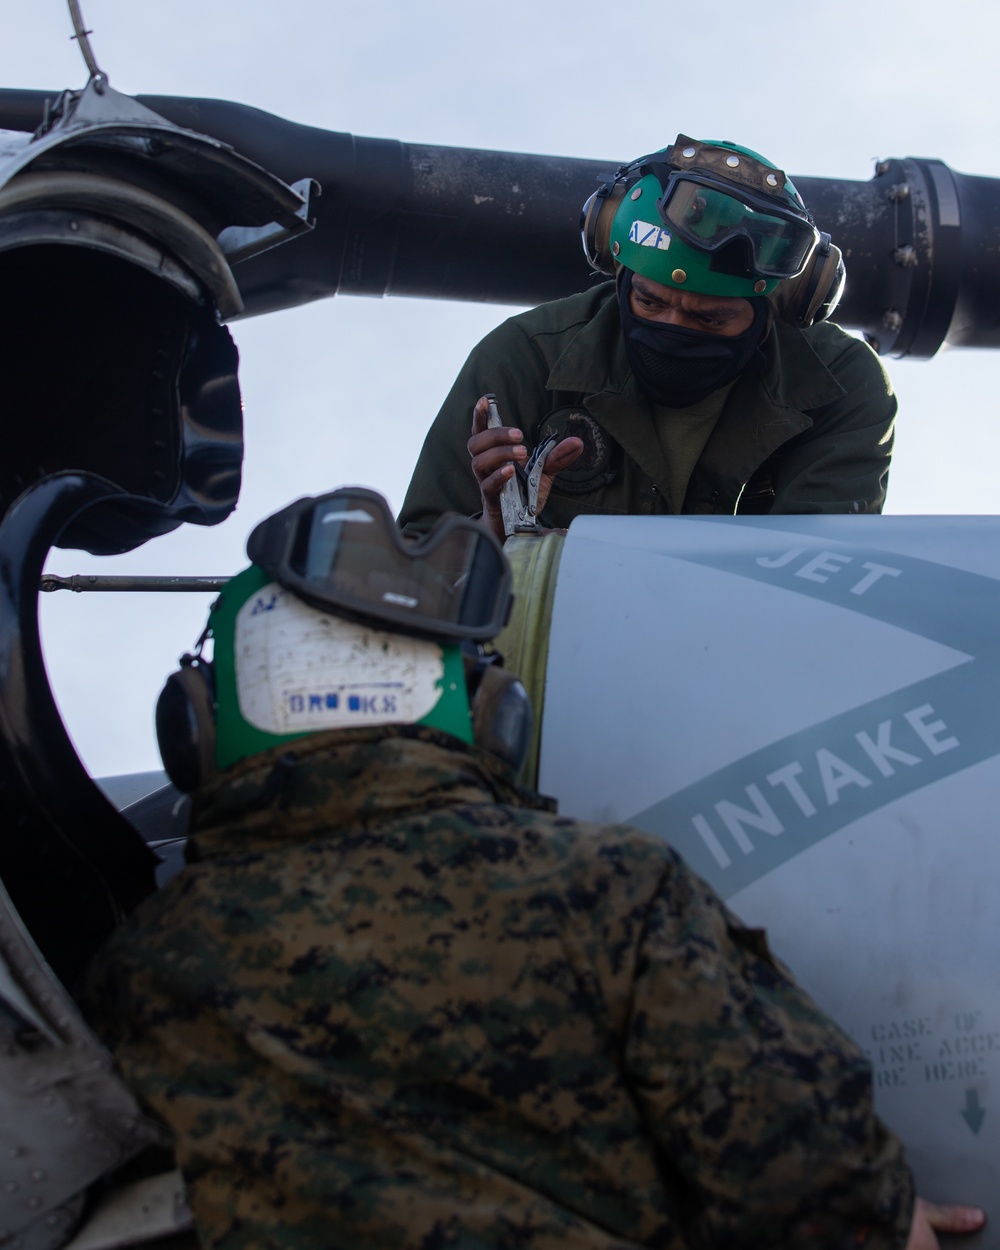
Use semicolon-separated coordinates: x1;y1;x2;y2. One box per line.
81;725;913;1250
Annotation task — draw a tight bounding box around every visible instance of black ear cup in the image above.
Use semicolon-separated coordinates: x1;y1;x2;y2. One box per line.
155;656;217;794
770;233;845;328
470;662;533;776
581;179;631;275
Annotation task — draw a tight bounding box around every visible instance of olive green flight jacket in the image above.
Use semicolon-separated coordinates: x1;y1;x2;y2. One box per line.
81;726;912;1250
398;283;896;530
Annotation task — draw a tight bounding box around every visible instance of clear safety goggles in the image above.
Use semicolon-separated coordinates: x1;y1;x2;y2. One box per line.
656;172;820;279
246;487;512;641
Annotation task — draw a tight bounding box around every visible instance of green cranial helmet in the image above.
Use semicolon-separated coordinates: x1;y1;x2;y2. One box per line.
608;135;820;298
155;488;532;793
209;564;475;771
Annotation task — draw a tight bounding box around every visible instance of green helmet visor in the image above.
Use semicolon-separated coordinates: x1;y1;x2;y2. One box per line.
656;172;820;280
246;487;512;642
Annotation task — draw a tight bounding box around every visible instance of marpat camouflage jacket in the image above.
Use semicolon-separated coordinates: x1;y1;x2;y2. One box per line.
81;725;913;1250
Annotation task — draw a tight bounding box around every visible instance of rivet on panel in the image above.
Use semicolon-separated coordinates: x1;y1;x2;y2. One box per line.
726;155;740;167
630;186;642;200
765;173;779;187
754;280;767;293
682;146;696;159
671;269;687;284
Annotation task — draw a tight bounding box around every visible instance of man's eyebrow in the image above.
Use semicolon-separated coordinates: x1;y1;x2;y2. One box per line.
684;308;734;323
632;283;670;304
695;307;737;319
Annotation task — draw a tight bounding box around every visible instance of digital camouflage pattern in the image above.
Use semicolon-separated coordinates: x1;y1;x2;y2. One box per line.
81;725;914;1250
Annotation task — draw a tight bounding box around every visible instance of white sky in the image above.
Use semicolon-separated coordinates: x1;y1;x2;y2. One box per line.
5;0;1000;777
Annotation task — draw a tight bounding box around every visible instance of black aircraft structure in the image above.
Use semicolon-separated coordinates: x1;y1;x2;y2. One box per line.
0;34;999;1248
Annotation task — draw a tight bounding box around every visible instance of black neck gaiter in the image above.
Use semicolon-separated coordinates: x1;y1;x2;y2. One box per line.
617;269;768;408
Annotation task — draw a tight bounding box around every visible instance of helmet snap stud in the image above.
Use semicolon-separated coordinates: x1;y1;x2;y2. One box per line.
754;279;767;293
765;173;779;187
612;241;620;256
630;186;642;200
671;268;687;284
726;155;740;168
682;146;696;159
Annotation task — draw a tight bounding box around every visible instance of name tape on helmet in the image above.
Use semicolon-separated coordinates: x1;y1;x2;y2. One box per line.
235;584;445;733
629;221;672;251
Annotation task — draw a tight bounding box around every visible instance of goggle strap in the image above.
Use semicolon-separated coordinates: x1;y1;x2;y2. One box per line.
247;488;511;642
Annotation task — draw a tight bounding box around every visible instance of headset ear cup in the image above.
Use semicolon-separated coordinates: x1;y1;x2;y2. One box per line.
155;659;217;794
809;238;845;325
470;663;533;776
581;180;630;275
771;233;845;328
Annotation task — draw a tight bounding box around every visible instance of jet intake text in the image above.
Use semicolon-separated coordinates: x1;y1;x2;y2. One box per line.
692;704;959;870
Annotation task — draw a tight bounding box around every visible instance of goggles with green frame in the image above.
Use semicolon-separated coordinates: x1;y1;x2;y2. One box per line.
246;487;513;642
654;169;821;280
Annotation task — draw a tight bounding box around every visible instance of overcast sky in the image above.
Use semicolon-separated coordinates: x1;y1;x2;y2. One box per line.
5;0;1000;777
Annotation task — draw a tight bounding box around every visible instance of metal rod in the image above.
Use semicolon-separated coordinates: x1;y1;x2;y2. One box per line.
40;575;227;593
66;0;105;86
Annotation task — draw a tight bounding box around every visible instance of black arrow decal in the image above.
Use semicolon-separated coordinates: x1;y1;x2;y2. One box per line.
961;1089;986;1135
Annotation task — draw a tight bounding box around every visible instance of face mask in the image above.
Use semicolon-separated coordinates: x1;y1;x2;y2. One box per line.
617;269;768;407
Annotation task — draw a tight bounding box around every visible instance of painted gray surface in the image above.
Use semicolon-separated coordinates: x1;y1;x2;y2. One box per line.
539;514;999;1225
96;771;169;810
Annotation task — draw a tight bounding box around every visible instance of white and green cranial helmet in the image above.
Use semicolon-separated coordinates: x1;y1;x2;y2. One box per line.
155;487;531;792
215;486;513;766
606;135;820;298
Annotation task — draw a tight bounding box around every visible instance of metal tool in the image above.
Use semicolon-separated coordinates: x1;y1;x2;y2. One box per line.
484;393;557;537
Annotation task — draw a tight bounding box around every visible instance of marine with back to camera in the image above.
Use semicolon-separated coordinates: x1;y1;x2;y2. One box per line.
79;488;982;1250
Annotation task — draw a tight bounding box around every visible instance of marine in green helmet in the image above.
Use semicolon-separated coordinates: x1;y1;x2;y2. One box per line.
398;134;896;539
79;487;983;1250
